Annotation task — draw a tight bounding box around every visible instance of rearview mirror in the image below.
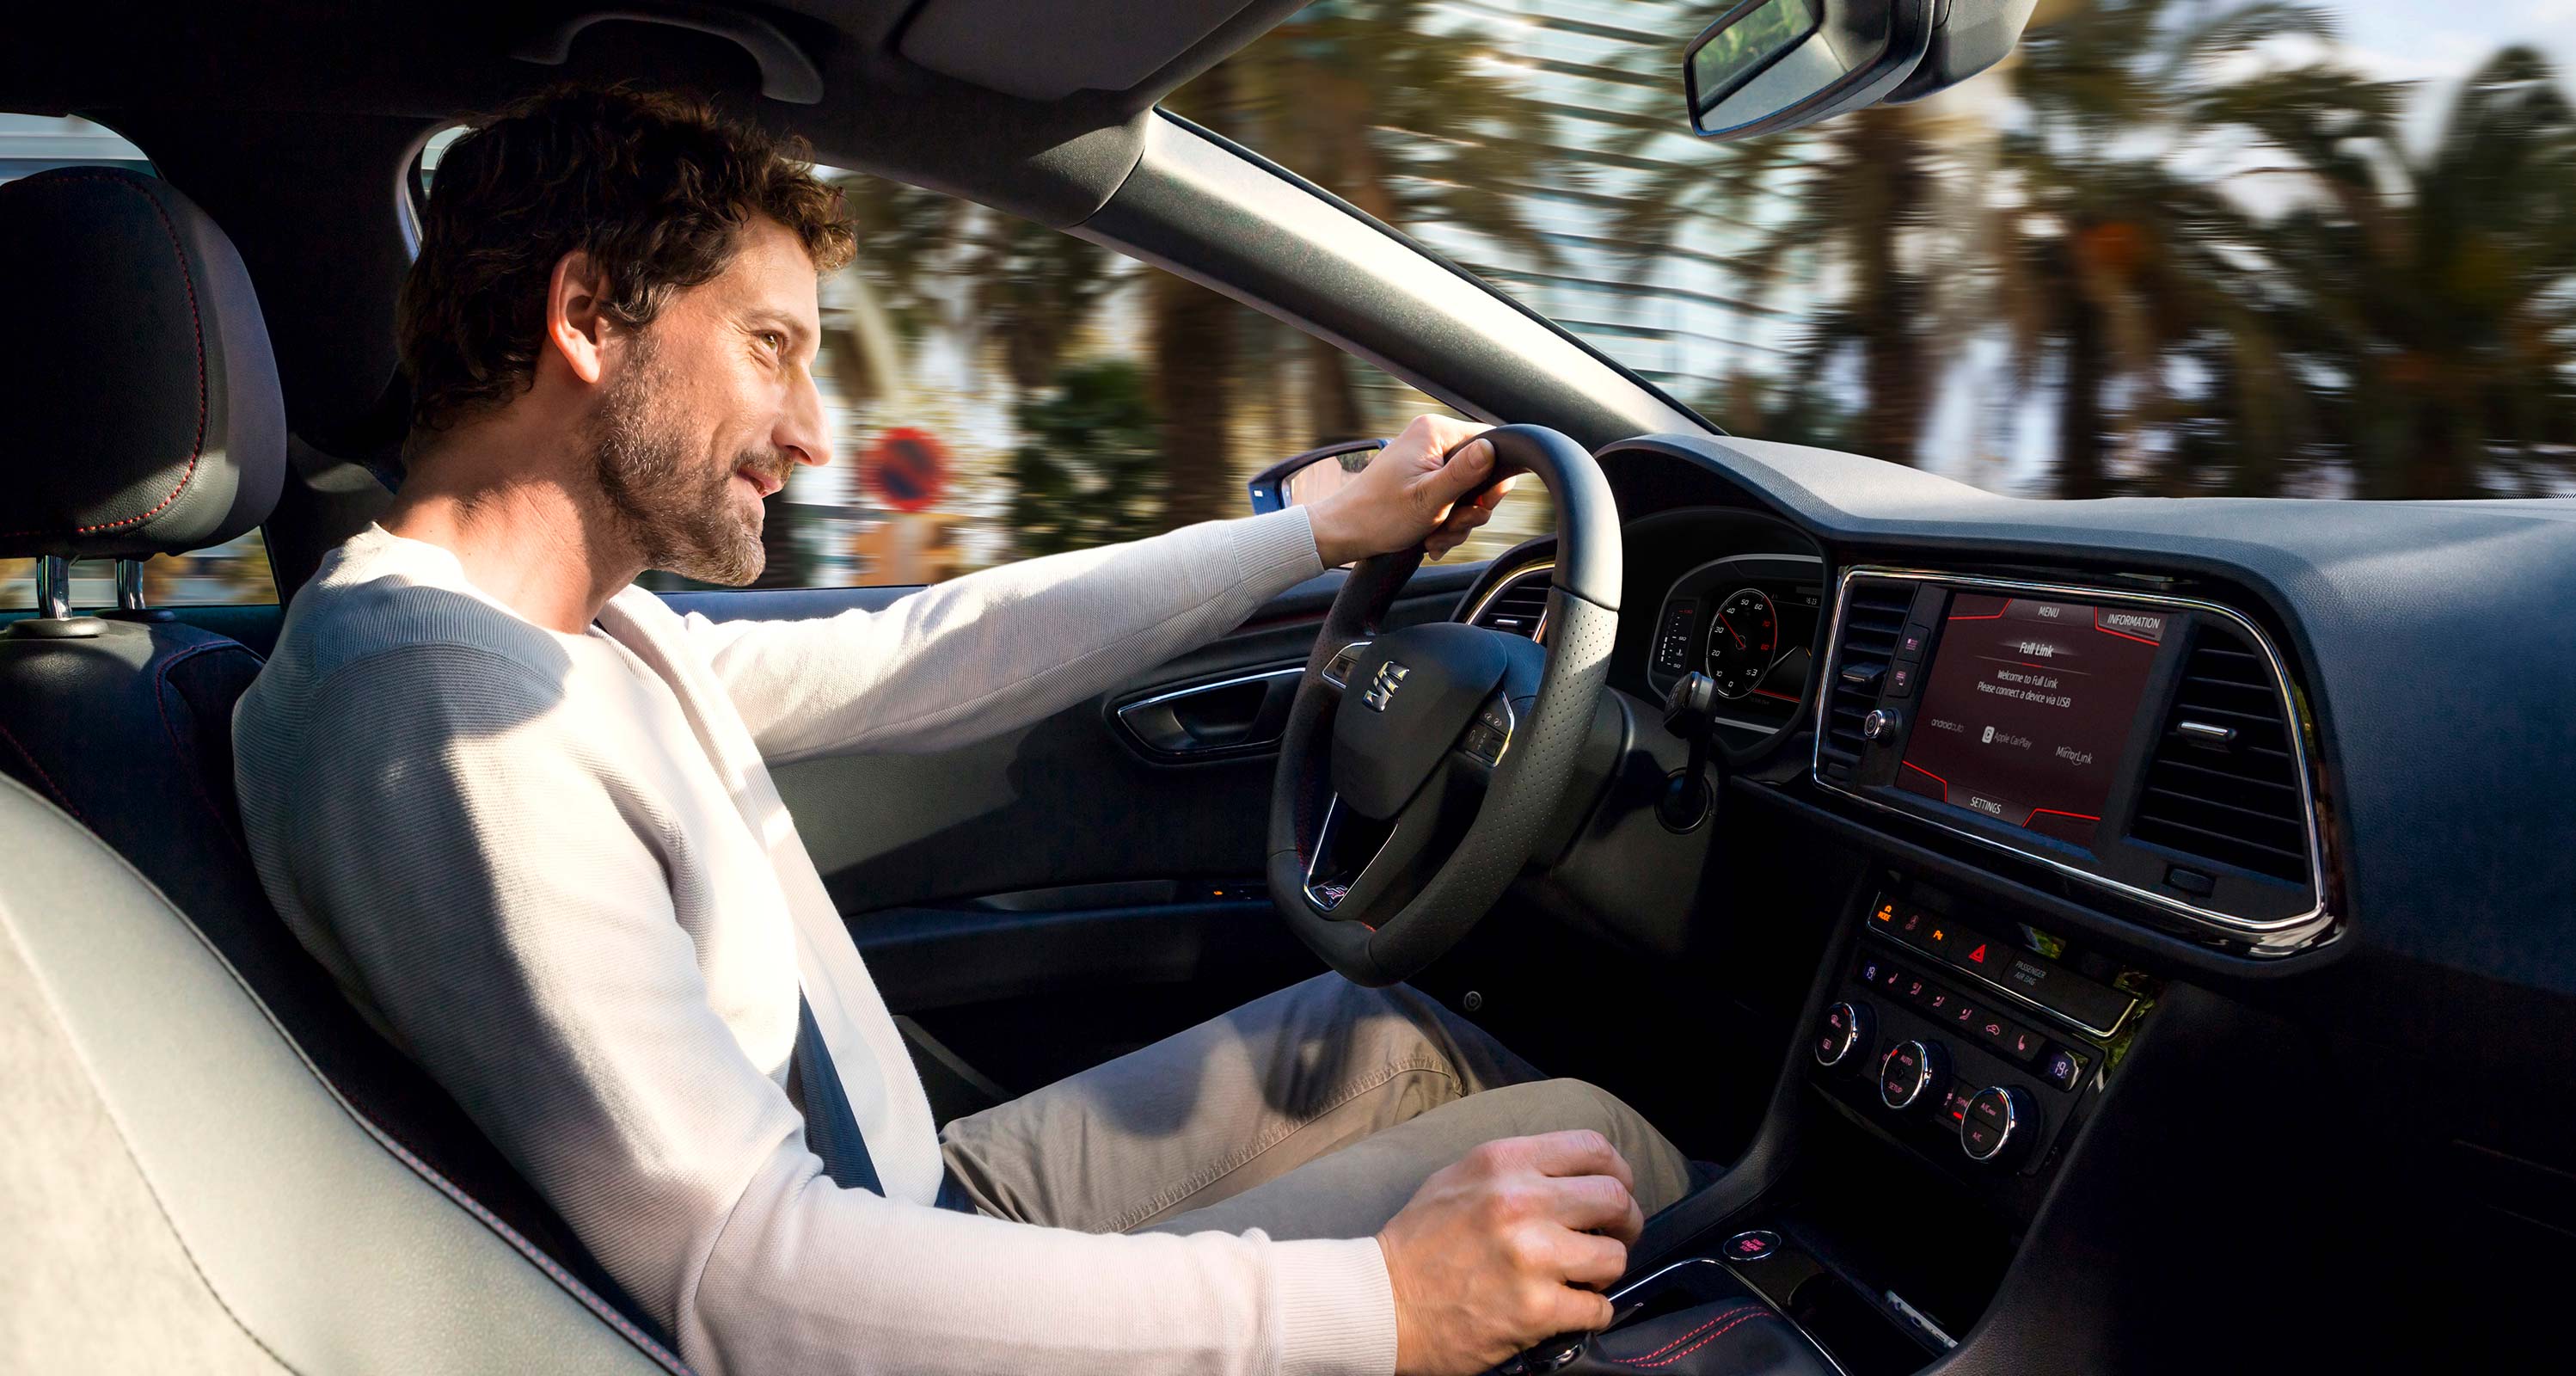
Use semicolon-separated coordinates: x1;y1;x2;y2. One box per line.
1681;0;1935;140
1247;439;1389;516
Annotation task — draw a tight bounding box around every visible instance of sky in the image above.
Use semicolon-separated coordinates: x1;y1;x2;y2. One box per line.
1904;0;2576;495
2331;0;2576;144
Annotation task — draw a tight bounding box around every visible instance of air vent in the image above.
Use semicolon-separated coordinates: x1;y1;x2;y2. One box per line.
2130;624;2312;884
1470;565;1552;641
1820;579;1916;763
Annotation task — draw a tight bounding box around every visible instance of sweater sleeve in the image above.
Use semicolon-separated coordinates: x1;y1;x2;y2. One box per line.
275;642;1397;1376
678;507;1327;763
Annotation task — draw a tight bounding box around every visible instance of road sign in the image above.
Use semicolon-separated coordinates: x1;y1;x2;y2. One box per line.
863;427;948;513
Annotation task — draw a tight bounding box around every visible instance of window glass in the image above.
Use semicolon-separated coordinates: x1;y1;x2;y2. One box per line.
414;123;465;199
721;169;1555;589
1190;1;2576;501
412;134;1553;590
0;114;275;609
0;110;150;185
0;539;277;612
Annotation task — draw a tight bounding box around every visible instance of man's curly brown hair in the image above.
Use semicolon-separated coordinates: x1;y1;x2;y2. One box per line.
398;86;856;451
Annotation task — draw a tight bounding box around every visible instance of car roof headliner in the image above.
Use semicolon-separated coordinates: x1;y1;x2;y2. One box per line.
3;0;1306;226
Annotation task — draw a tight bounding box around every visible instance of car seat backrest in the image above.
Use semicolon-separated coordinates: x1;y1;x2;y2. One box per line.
0;772;679;1373
0;166;683;1370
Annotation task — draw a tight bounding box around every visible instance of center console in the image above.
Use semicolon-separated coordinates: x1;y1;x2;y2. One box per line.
1539;875;2169;1376
1811;569;2331;956
1811;879;2154;1207
1497;561;2354;1375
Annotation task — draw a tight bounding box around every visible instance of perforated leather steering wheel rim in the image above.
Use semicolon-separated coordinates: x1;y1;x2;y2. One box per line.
1265;425;1622;986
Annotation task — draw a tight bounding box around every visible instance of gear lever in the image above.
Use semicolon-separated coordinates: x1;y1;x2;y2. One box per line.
1656;671;1719;831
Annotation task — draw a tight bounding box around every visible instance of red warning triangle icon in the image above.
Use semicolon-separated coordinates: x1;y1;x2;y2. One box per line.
1968;943;1988;963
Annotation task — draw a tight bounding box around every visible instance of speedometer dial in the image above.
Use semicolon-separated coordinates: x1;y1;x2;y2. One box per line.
1705;587;1781;699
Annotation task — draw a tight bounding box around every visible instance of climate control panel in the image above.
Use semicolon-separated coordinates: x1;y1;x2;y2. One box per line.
1810;882;2153;1187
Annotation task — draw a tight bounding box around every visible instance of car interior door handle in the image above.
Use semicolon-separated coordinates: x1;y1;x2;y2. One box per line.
1113;666;1303;758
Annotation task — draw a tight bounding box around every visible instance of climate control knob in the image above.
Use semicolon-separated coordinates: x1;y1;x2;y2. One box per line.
1814;1001;1874;1069
1960;1085;2039;1165
1878;1039;1948;1111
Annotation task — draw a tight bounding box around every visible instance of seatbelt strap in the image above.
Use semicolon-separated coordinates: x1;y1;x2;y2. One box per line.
785;994;974;1212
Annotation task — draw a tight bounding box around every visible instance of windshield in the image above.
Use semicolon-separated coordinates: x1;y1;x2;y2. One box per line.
1190;0;2576;500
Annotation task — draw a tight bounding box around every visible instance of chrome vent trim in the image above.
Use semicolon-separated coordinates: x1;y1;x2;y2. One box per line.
1819;579;1915;764
2131;624;2311;883
1463;561;1554;642
1811;567;2334;957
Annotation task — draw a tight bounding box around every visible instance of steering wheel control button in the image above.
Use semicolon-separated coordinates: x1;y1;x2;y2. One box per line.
1323;645;1359;686
1458;695;1516;766
1722;1230;1782;1263
2041;1045;2091;1092
1815;1001;1874;1068
1879;1039;1947;1111
1861;707;1901;740
1961;1085;2038;1164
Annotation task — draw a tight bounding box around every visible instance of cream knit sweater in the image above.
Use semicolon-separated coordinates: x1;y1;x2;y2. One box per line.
233;511;1399;1376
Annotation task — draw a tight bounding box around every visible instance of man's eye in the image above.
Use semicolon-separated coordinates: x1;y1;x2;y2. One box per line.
760;331;784;353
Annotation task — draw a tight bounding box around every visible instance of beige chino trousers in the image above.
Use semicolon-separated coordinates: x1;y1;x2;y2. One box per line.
939;973;1695;1242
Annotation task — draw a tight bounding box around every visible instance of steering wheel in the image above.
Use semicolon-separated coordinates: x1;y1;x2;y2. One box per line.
1267;425;1622;986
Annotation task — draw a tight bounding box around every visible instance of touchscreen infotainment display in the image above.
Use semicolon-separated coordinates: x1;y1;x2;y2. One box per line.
1895;595;2168;848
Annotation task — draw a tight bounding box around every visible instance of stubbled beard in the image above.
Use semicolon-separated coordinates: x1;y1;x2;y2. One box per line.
590;340;777;587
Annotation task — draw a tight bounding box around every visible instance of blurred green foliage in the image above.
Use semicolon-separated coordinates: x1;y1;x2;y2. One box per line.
1009;361;1171;557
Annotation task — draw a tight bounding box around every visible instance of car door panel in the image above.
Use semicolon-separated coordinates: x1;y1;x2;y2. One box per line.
665;562;1481;1082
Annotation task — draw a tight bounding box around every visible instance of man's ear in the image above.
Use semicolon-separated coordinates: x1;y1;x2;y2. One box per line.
546;250;611;386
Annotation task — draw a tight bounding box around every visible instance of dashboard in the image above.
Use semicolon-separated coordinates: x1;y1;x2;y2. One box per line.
1447;423;2576;1140
1433;428;2576;1365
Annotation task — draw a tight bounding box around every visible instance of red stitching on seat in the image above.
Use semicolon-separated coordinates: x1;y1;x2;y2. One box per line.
0;717;85;825
1610;1305;1763;1364
0;172;208;539
1629;1309;1774;1369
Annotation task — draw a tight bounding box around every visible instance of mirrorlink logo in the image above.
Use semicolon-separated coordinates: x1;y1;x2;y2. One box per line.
1363;661;1411;713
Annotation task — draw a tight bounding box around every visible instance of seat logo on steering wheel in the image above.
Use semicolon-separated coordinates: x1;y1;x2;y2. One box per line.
1363;660;1411;712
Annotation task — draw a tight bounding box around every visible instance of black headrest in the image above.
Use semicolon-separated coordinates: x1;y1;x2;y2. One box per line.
0;167;285;561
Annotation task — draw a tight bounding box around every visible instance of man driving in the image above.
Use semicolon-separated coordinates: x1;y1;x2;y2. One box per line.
235;86;1693;1376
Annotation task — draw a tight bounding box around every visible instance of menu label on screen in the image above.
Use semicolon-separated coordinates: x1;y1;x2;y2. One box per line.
1896;597;2166;849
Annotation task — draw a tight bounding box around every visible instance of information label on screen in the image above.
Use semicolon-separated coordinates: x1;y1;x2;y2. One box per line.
1896;596;2168;849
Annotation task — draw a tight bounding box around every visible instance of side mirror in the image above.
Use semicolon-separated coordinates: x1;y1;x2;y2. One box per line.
1681;0;1936;141
1246;439;1388;516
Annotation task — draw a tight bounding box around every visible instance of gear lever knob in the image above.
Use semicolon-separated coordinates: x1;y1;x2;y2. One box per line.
1662;670;1717;736
1657;673;1719;831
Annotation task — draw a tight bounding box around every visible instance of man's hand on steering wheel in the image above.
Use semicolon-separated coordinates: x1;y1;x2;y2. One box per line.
1267;423;1620;988
1307;415;1518;567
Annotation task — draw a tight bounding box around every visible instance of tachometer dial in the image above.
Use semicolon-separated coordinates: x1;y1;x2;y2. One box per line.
1705;587;1781;699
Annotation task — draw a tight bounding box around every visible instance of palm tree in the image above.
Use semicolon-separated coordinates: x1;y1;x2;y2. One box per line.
835;175;1128;395
1180;0;1570;446
1992;0;2352;497
1609;94;1952;465
2255;46;2576;498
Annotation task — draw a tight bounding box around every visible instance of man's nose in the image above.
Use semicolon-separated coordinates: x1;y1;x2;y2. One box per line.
779;371;834;469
